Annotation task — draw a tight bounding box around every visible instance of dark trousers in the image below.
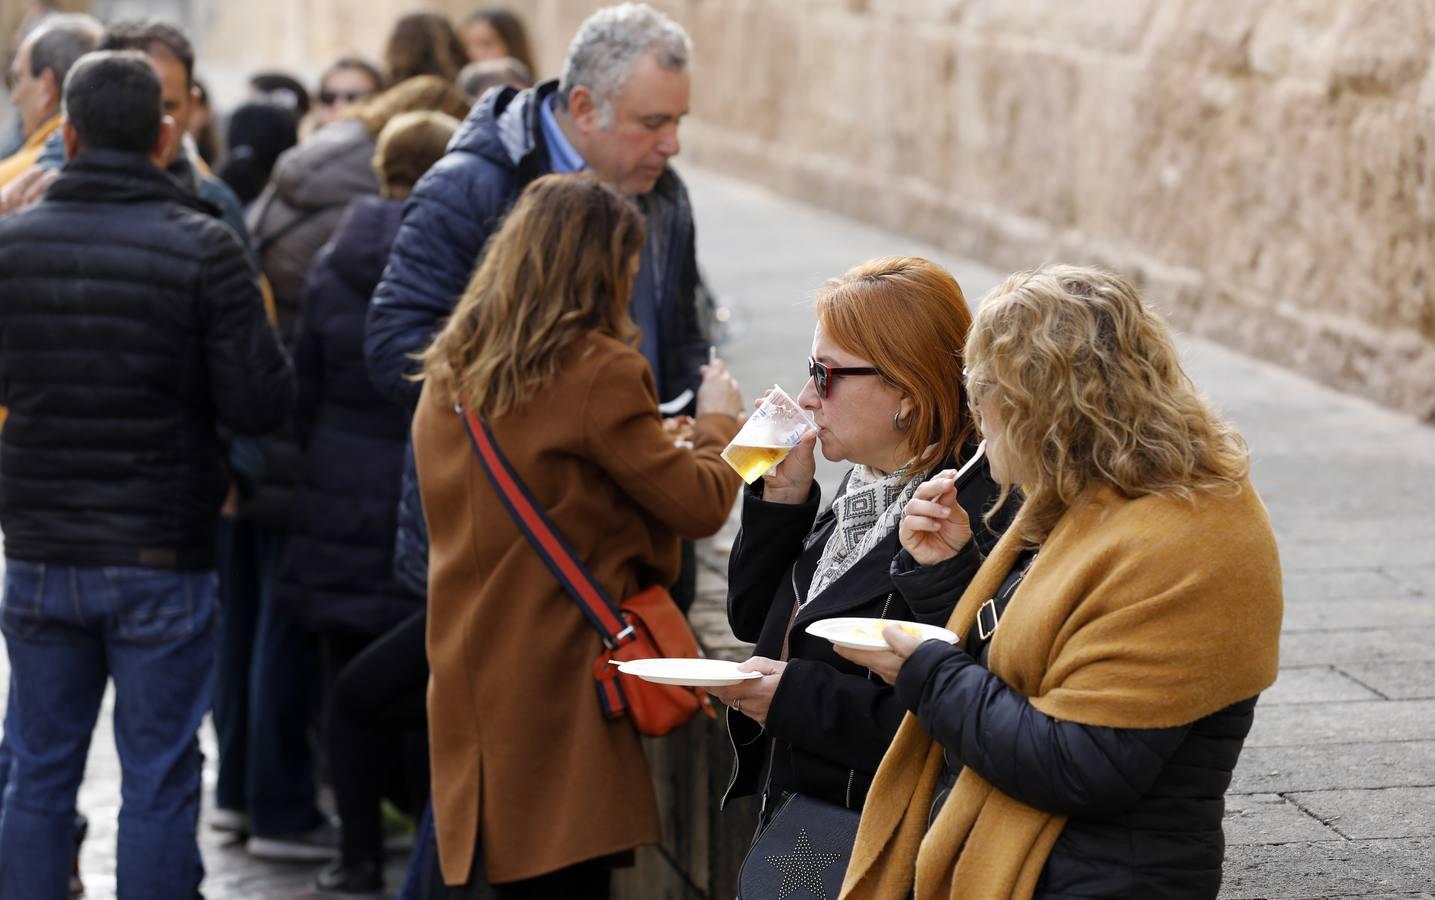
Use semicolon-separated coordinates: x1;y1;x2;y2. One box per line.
212;518;322;836
328;608;429;867
433;853;612;900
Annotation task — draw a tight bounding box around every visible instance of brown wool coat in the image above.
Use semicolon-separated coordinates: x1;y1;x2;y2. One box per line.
413;333;742;885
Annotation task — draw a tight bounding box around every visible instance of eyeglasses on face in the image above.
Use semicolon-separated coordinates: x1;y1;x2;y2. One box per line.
962;366;993;401
807;357;880;399
318;89;371;106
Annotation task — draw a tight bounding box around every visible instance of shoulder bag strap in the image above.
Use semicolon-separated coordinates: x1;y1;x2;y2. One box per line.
458;405;634;651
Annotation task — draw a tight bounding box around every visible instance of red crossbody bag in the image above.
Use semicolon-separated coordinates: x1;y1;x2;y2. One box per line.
459;406;714;736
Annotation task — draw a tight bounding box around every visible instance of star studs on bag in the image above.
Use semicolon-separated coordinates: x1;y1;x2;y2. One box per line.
766;829;842;899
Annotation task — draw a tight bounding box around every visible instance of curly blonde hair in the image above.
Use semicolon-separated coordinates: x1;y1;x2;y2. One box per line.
966;265;1250;543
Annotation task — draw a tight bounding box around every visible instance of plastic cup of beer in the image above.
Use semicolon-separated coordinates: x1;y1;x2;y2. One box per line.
721;384;816;484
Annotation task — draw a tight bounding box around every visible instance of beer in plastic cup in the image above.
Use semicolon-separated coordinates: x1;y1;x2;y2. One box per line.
721;384;816;484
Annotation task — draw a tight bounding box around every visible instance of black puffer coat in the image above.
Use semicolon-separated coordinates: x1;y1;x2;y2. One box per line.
722;446;1007;817
895;555;1260;899
275;196;417;633
0;150;294;569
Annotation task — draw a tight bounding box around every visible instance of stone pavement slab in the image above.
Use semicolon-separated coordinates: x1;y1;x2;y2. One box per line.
1286;787;1435;841
1232;741;1435;794
1246;699;1435;747
1223;793;1344;844
1341;661;1435;700
1221;839;1435;898
1261;666;1385;704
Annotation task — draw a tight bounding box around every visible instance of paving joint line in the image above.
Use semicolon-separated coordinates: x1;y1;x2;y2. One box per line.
1279;791;1352;840
1331;664;1393;701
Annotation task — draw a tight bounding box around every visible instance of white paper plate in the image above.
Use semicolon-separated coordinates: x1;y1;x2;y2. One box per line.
806;617;958;651
614;657;763;687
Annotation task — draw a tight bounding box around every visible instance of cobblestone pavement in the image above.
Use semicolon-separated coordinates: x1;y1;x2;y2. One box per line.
3;165;1434;898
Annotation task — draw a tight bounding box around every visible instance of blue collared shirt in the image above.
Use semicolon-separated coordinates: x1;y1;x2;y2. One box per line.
539;93;665;388
540;94;587;174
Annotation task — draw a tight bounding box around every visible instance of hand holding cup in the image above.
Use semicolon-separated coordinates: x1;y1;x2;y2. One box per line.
697;357;743;419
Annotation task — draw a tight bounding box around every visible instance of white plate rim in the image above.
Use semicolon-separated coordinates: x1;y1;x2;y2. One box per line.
805;617;958;651
615;657;762;687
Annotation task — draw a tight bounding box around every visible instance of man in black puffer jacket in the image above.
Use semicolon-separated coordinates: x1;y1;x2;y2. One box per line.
0;52;292;897
366;3;710;607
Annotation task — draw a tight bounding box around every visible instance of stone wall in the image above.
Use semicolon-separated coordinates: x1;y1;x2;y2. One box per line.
520;0;1435;422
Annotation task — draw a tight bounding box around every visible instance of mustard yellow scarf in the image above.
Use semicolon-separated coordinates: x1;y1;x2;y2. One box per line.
841;481;1283;900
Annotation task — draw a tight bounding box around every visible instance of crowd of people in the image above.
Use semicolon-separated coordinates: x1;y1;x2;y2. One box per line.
0;2;1284;899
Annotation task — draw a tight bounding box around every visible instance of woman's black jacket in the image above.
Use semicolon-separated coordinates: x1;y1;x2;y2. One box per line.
894;550;1261;899
275;197;417;634
722;450;1007;815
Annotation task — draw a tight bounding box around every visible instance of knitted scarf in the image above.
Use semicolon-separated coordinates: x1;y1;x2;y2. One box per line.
804;463;917;609
840;480;1283;900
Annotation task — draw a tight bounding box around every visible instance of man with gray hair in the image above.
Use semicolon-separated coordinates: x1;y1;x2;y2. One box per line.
364;2;708;893
0;12;101;186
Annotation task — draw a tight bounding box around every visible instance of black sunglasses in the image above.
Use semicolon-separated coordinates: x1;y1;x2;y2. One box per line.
318;89;371;106
807;357;880;399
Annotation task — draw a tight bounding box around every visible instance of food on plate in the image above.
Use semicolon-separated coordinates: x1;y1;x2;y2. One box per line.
850;620;923;641
662;415;695;446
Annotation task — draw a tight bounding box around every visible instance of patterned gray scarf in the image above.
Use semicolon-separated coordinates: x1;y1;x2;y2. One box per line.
801;463;918;610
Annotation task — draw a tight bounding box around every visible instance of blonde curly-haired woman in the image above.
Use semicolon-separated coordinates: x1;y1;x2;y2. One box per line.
837;265;1283;900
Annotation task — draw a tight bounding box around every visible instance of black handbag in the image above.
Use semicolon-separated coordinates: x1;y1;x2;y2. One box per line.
737;792;860;900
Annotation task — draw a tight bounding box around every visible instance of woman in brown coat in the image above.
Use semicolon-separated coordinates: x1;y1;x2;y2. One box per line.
412;174;745;897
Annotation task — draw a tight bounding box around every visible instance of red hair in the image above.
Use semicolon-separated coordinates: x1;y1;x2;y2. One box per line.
817;257;976;477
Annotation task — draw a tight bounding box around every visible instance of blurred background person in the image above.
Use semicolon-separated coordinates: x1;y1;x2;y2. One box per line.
249;74;470;340
314;56;385;130
0;13;101;186
249;69;311;120
217;99;298;209
385;12;466;85
413;173;744;895
99;20;252;257
279;108;460;898
215;73;467;865
458;56;532;99
189;76;221;167
839;266;1283;900
459;8;534;74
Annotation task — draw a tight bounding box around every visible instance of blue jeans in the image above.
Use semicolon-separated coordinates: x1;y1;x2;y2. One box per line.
212;519;321;836
0;560;216;900
396;802;438;900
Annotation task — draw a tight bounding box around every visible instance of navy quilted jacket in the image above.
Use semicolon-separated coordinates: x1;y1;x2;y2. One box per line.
366;79;708;594
276;196;417;632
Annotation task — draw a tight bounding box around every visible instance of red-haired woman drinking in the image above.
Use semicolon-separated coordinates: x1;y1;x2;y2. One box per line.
708;257;1009;843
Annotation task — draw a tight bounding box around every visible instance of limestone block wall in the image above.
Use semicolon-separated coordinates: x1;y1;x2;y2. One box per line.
527;0;1435;422
179;0;1435;420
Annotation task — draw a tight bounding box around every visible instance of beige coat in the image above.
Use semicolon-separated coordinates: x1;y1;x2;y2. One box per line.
413;333;742;885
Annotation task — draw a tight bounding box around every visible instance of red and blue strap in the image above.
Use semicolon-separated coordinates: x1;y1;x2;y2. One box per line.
459;406;634;651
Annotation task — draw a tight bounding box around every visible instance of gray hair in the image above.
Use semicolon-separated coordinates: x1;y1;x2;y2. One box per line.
557;3;691;127
27;14;103;92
